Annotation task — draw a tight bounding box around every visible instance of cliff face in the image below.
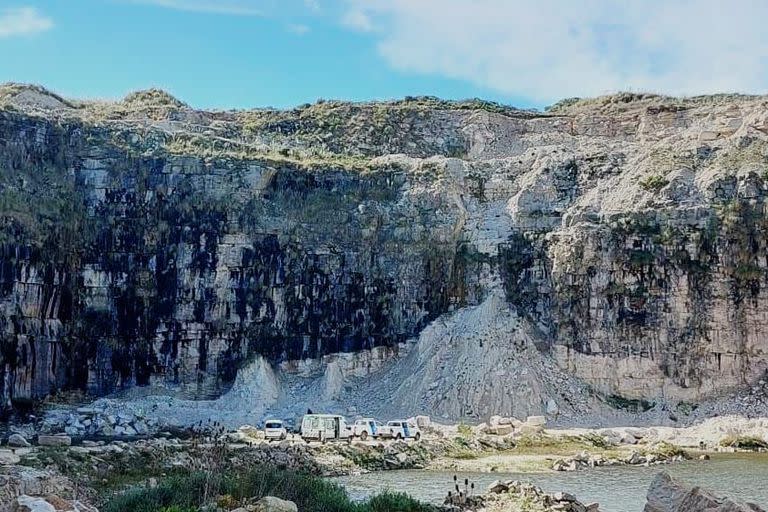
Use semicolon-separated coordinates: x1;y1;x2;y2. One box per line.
1;85;767;417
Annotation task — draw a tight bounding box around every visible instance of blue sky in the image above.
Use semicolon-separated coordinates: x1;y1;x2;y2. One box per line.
1;1;767;110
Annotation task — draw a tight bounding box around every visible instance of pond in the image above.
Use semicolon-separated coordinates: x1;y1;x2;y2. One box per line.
334;454;768;512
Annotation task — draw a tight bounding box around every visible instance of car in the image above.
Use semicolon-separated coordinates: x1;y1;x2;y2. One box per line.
386;420;421;440
300;414;353;443
352;418;386;440
264;419;288;441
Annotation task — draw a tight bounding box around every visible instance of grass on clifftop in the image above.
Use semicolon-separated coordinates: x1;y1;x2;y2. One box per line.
104;466;434;512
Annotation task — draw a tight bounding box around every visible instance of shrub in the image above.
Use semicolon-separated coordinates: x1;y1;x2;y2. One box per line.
582;432;610;449
606;394;655;412
367;491;433;512
647;441;687;459
720;435;768;450
639;175;669;192
457;423;473;437
103;467;435;512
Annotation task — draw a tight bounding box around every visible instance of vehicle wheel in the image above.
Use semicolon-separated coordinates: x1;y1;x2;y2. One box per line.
414;433;421;441
396;433;402;440
360;431;368;441
321;434;327;445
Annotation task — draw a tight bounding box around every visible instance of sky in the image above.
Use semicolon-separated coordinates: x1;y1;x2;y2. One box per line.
1;0;768;110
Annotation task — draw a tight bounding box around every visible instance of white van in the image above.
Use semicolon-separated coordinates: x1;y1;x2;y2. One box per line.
300;414;352;443
264;419;288;441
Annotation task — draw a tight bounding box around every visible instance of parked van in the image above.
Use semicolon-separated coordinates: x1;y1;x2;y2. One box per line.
386;420;421;440
264;419;288;441
300;414;352;443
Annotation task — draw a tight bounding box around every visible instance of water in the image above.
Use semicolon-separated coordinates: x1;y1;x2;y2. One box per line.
334;454;768;512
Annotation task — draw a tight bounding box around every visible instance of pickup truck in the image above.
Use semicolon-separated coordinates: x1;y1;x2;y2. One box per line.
386;420;421;441
352;418;386;440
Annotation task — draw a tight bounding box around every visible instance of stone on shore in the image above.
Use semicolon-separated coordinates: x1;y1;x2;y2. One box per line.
644;472;765;512
253;496;298;512
37;436;71;448
8;494;98;512
7;435;30;448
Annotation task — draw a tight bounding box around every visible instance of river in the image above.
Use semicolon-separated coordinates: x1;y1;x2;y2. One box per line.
334;453;768;511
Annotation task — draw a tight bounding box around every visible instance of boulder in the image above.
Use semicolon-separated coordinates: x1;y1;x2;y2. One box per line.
8;434;31;448
488;480;509;493
36;436;71;448
10;495;56;512
487;425;513;436
253;496;298;512
554;491;578;502
0;451;21;465
644;472;765;512
9;494;98;512
546;399;559;416
415;416;431;428
525;415;547;427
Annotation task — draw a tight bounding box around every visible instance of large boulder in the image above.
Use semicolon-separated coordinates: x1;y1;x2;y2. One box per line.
645;472;765;512
36;436;71;448
8;434;31;448
0;450;21;464
253;496;298;512
9;495;98;512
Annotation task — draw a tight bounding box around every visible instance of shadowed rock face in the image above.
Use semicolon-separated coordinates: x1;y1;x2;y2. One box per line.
0;104;478;409
645;472;765;512
2;85;768;417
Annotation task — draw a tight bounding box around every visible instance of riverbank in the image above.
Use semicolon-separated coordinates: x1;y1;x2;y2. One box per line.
4;409;768;510
1;426;766;511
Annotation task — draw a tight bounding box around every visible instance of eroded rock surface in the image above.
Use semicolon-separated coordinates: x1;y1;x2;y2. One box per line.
2;85;768;421
645;472;765;512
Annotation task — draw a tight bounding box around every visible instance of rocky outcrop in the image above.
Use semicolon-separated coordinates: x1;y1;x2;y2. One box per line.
645;472;764;512
0;466;92;512
445;479;599;512
2;85;768;420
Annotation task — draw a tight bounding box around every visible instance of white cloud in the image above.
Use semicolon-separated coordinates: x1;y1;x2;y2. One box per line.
0;6;53;38
304;0;321;12
287;23;310;34
129;0;264;15
341;9;373;32
341;0;768;102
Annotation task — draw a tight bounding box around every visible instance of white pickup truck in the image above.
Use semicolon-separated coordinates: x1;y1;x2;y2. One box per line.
352;418;386;440
385;420;421;440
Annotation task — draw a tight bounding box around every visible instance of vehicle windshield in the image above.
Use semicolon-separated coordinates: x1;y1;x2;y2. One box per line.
265;422;282;429
387;422;400;426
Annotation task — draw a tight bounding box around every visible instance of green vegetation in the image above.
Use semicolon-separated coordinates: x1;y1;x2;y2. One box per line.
104;467;433;512
606;394;655;413
581;432;610;449
639;174;670;192
675;401;699;416
628;249;655;267
457;423;473;437
733;263;763;281
445;436;480;460
720;435;768;450
646;442;687;459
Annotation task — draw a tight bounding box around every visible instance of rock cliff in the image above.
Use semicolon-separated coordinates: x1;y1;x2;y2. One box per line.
1;84;768;420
